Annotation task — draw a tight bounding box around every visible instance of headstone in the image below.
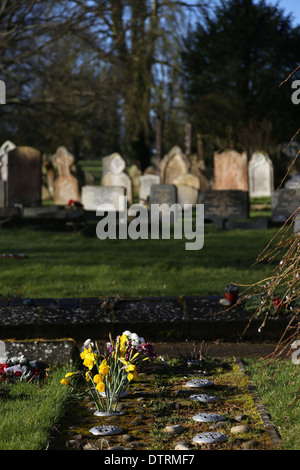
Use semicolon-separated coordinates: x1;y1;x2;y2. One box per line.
139;174;160;204
214;150;248;191
150;184;177;206
173;173;200;206
284;173;300;190
271;189;300;222
82;185;125;211
0;140;16;182
102;153;132;204
199;190;249;222
0;181;5;207
294;213;300;236
52;147;80;205
248;151;274;197
160;146;190;185
7;146;42;206
128;164;142;195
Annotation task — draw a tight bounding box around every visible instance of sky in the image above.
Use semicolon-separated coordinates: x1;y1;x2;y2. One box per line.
261;0;300;25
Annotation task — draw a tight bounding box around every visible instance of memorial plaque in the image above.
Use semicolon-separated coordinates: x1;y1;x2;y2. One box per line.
190;394;218;403
192;413;224;423
7;146;42;206
193;432;228;444
199;190;249;221
89;425;123;436
271;189;300;222
150;184;177;206
82;185;125;211
185;378;214;388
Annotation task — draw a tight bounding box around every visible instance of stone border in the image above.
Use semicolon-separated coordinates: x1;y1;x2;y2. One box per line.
235;358;281;449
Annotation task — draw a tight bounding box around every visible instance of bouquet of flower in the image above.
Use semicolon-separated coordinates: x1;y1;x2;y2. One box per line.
61;331;156;414
0;354;46;382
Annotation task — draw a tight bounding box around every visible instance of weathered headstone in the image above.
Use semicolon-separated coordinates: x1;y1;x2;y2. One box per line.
139;174;160;204
150;184;177;206
7;146;42;206
0;181;5;207
248;151;274;197
82;185;125;211
173;173;200;206
128;164;142;195
272;189;300;222
52;147;80;205
214;150;248;191
294;213;300;236
284;173;300;190
101;153;132;204
160;146;190;185
199;190;249;222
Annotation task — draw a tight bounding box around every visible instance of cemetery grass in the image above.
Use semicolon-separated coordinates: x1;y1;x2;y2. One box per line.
0;365;72;450
0;224;283;298
244;358;300;451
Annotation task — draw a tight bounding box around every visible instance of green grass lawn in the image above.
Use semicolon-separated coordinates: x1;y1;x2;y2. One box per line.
0;223;281;299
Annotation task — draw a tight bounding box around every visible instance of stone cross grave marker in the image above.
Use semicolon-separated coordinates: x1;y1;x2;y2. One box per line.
52;146;80;205
102;153;132;204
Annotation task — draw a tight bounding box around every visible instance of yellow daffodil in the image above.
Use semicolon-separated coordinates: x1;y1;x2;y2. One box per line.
93;374;103;384
118;334;128;357
65;372;76;378
96;381;105;393
99;359;110;376
60;378;70;385
85;371;92;382
125;364;137;382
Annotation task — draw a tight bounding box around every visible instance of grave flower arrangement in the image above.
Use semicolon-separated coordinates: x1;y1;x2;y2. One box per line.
61;331;156;414
0;354;46;382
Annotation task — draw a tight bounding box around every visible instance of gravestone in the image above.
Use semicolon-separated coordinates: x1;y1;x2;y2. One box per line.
0;181;5;207
52;147;80;205
173;173;200;206
272;189;300;222
294;213;300;235
0;140;16;182
199;190;249;223
101;153;132;204
82;185;125;211
150;184;177;206
7;146;42;206
284;173;300;190
214;150;248;191
248;151;274;197
128;164;142;195
139;174;160;204
150;184;178;222
160;146;190;185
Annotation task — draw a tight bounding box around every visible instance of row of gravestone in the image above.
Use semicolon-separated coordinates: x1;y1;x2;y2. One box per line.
0;141;299;226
